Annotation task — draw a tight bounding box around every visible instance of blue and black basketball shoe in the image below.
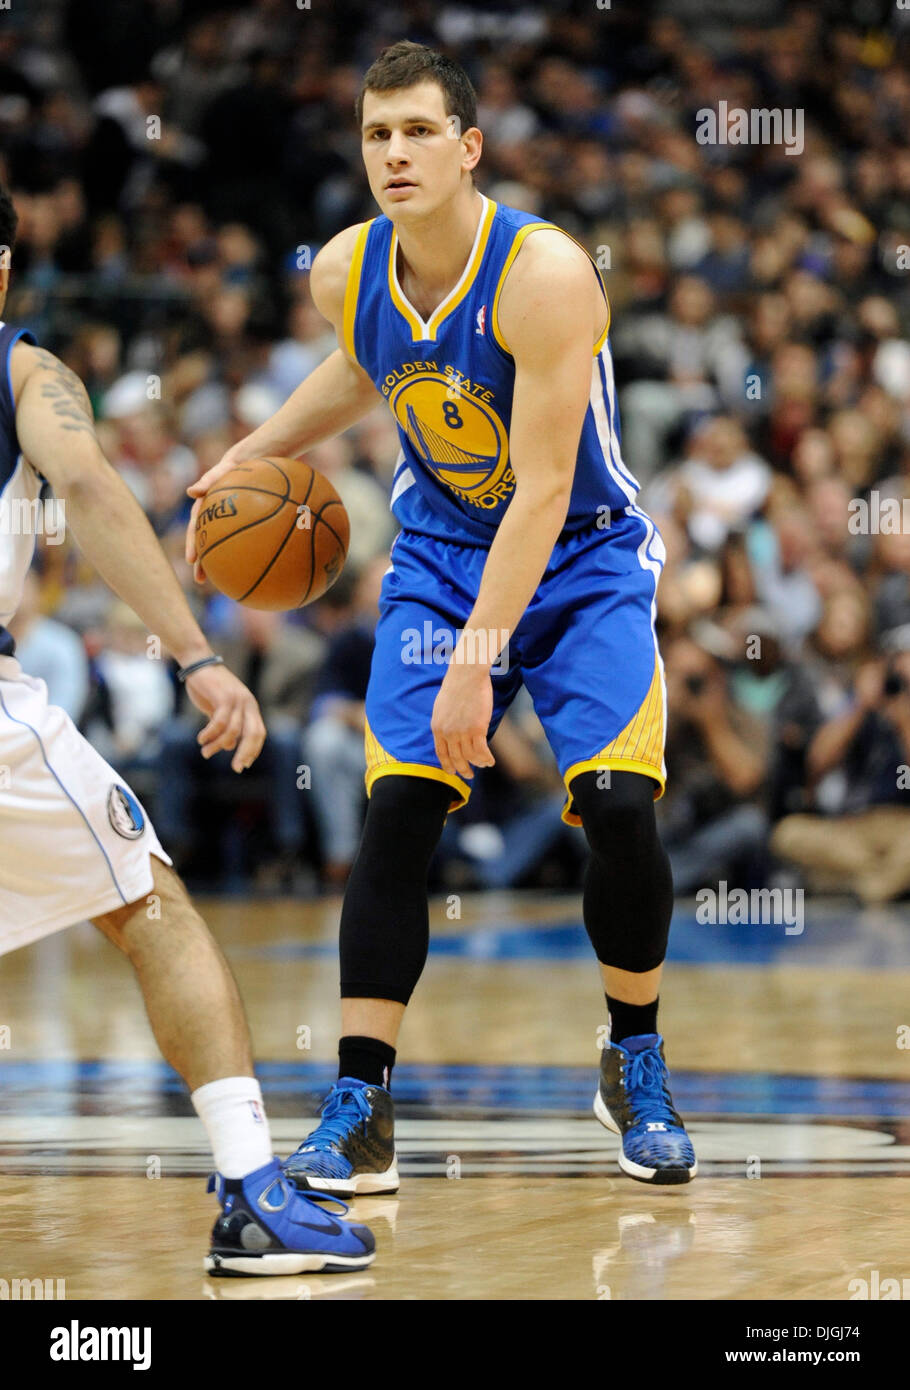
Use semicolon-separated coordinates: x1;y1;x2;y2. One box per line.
594;1034;697;1184
283;1077;399;1197
205;1157;376;1275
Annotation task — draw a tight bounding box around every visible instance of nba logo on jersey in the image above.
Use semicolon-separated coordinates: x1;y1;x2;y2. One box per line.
475;303;486;336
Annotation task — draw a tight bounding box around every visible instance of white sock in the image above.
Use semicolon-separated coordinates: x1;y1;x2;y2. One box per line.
191;1075;273;1179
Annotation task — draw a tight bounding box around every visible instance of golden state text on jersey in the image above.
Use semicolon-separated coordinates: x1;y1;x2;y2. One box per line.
343;197;640;545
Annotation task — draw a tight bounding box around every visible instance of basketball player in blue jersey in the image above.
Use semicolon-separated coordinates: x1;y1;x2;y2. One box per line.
0;185;376;1273
189;42;697;1187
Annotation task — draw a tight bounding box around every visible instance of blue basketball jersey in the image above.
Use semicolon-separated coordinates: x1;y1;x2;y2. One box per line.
0;321;39;655
344;195;640;546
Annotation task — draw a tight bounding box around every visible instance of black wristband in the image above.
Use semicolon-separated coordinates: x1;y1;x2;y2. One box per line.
176;654;225;683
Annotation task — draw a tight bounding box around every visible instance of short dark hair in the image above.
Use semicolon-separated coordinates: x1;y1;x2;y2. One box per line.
355;41;477;134
0;184;18;261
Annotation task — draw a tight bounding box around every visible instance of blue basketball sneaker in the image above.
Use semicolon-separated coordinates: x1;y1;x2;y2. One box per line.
594;1034;697;1184
283;1077;399;1196
205;1157;376;1275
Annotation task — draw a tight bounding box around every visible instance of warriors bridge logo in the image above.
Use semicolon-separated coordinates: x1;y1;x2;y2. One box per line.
384;364;513;511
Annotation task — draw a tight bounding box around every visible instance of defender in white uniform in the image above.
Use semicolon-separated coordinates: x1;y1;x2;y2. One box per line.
0;408;175;946
0;185;376;1274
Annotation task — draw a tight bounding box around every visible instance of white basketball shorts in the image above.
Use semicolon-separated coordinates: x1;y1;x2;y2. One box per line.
0;655;172;956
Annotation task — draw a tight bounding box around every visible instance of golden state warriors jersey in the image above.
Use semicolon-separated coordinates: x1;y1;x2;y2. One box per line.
344;196;640;546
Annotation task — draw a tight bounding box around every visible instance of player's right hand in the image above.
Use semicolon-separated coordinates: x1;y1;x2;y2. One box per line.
183;662;267;772
185;446;249;582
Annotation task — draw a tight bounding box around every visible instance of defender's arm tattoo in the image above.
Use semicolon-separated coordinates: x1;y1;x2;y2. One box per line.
32;348;98;438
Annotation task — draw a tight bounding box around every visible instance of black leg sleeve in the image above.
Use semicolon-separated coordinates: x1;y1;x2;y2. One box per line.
570;769;674;973
340;774;452;1004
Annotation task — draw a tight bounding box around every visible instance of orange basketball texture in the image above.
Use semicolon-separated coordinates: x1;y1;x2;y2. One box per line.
194;457;350;609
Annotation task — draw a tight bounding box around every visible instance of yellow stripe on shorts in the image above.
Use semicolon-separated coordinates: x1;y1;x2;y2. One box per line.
364;717;471;811
560;658;667;826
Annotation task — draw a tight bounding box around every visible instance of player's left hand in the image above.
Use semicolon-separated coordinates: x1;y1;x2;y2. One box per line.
432;665;495;781
183;664;267;772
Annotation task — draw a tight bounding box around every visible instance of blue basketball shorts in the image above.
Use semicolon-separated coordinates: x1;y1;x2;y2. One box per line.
364;506;667;826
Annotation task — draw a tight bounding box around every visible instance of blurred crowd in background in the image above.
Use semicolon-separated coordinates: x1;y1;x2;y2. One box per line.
3;0;910;897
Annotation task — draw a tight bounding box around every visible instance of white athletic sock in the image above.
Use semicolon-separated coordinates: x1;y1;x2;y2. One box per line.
191;1075;273;1179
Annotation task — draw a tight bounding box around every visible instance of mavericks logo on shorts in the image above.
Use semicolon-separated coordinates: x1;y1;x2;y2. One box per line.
107;784;145;840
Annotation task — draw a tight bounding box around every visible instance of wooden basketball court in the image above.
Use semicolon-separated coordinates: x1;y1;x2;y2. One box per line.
2;890;908;1300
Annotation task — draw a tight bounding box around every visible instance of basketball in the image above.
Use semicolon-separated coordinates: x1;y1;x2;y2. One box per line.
194;456;350;610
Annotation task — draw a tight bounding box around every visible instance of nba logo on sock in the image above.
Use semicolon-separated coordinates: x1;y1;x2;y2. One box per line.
249;1100;265;1124
475;304;486;336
